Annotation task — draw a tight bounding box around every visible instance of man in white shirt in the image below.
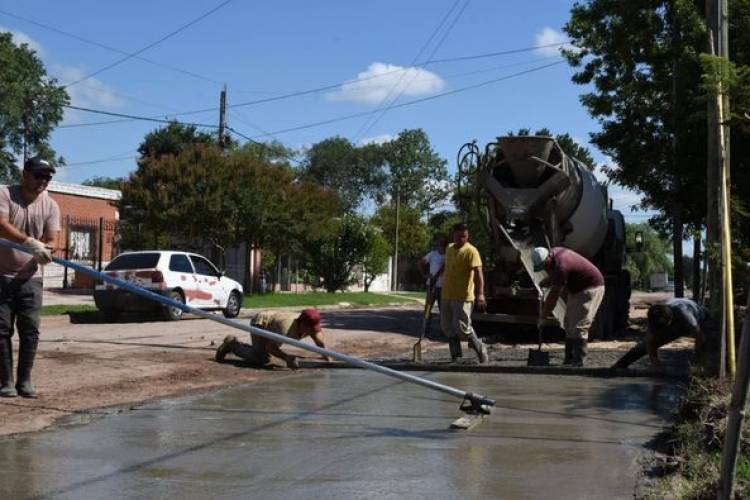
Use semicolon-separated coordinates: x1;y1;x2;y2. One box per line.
419;237;447;339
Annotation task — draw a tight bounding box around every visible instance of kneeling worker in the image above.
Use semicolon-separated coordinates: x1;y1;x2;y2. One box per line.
216;308;329;369
613;298;706;369
533;246;605;367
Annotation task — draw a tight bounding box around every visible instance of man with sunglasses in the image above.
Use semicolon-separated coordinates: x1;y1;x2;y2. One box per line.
0;156;60;398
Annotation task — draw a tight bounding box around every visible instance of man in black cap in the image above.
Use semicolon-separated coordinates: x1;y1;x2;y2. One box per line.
0;156;60;398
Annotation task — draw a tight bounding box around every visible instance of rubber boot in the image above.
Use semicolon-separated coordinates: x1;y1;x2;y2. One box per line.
215;335;238;362
562;339;573;365
0;338;17;397
16;336;38;398
448;337;463;362
567;339;587;368
468;333;489;365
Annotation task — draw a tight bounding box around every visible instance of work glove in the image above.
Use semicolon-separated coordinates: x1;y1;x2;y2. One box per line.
23;237;53;265
286;355;300;370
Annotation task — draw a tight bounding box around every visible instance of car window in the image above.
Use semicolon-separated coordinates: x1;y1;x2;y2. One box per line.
190;255;219;276
106;253;160;270
169;254;194;273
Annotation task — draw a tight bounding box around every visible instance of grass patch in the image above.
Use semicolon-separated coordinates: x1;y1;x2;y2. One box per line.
41;304;98;316
647;371;750;499
242;292;416;309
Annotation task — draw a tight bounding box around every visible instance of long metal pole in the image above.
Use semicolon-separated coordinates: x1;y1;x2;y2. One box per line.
0;238;494;410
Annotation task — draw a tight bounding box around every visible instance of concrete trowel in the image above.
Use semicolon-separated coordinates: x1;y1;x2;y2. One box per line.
527;297;550;366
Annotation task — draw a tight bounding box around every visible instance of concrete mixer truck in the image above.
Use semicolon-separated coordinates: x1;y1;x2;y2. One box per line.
456;135;630;339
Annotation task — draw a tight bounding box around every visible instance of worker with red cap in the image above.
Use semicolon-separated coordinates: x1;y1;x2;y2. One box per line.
215;308;329;369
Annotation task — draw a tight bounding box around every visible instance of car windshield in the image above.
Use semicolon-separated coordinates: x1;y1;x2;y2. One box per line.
105;253;160;270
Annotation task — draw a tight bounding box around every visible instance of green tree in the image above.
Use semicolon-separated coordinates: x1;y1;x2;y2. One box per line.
301;137;382;211
379;129;449;213
0;31;68;183
82;176;125;190
361;226;390;292
304;214;372;293
563;0;709;297
371;203;430;258
232;140;297;168
137;121;215;162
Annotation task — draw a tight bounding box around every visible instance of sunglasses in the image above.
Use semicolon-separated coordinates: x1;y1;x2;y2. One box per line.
32;173;53;181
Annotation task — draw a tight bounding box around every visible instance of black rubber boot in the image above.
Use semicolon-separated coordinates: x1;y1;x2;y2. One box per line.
16;336;38;398
215;335;238;362
562;339;573;365
468;333;489;364
448;337;463;361
566;339;587;367
0;338;16;397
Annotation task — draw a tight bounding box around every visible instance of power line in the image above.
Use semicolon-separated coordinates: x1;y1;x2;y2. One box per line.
62;0;236;87
0;7;226;87
353;0;462;140
63;105;221;129
62;61;564;140
425;42;566;64
354;0;471;142
52;42;571;128
250;60;566;139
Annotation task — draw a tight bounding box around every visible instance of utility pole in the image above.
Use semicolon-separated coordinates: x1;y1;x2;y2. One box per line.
219;85;227;150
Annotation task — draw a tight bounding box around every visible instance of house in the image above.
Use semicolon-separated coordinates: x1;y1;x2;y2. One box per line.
46;181;122;288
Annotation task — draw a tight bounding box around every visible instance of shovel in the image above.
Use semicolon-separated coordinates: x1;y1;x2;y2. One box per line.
527;297;550;366
413;285;434;362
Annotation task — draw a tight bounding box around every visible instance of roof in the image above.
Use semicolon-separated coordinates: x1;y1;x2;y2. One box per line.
47;181;121;201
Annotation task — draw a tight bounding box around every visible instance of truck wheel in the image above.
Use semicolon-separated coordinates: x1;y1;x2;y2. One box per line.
222;291;241;318
163;290;185;321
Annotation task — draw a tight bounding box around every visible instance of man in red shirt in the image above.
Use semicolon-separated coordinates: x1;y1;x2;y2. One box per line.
533;246;605;367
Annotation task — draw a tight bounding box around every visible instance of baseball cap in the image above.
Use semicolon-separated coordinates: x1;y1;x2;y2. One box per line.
300;308;322;332
24;156;56;174
531;247;549;272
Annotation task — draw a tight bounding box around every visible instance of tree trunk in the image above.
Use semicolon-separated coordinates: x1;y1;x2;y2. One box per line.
693;233;702;301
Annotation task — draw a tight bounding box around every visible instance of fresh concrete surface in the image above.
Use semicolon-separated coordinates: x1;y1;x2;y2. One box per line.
0;370;680;499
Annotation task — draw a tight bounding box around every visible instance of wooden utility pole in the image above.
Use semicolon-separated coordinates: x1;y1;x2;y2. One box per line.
671;6;685;299
219;85;227;150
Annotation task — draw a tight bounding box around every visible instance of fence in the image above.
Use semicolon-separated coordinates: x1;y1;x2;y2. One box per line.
47;216;122;289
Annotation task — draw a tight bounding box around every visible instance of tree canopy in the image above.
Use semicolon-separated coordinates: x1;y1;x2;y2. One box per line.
0;31;68;183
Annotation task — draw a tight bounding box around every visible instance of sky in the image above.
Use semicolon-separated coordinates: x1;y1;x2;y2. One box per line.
0;0;658;227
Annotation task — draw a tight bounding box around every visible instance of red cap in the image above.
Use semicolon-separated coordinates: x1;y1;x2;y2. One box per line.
300;308;322;332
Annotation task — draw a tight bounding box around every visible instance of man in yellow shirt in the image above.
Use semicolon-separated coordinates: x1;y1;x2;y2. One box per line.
215;308;329;368
438;223;489;364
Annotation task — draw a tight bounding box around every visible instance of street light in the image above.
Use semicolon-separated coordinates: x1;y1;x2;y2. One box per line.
635;231;644;251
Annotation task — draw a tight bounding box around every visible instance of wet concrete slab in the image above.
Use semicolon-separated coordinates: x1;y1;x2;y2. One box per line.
0;371;681;499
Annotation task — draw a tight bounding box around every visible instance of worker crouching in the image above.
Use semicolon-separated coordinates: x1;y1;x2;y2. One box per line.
215;308;329;369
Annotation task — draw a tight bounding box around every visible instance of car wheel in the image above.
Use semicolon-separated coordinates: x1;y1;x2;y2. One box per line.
223;291;241;318
102;308;120;323
163;290;185;321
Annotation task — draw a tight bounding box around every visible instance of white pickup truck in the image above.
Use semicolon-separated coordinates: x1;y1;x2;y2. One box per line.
94;250;243;322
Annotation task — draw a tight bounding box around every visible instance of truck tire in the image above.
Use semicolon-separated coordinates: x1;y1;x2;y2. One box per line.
102;308;120;323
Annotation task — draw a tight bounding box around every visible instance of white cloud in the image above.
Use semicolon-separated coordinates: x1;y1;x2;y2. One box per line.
51;65;125;124
329;62;445;105
534;27;573;56
360;133;396;146
0;26;45;56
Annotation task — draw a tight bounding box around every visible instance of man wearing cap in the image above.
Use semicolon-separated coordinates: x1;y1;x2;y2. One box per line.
215;308;329;368
533;246;605;367
612;298;708;369
438;223;490;364
0;157;60;398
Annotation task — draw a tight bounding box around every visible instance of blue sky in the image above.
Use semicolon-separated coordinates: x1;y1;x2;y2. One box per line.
1;0;655;225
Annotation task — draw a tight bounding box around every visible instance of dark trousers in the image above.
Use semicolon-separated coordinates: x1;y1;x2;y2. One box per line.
0;277;43;344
